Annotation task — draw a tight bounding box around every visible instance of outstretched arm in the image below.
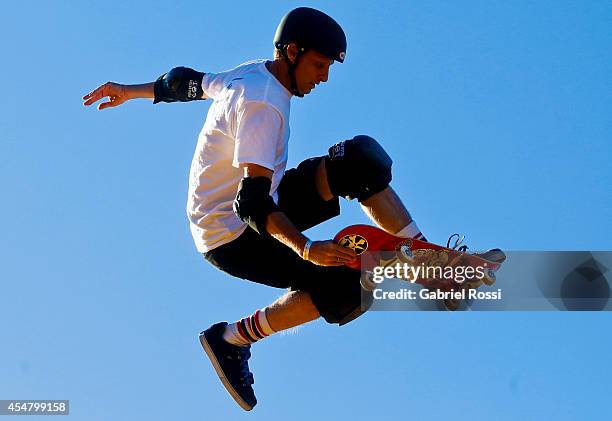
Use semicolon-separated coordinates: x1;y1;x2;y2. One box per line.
82;81;155;110
82;67;206;110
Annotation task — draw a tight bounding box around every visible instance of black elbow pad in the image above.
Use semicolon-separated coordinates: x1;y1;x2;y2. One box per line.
153;67;205;103
233;177;280;235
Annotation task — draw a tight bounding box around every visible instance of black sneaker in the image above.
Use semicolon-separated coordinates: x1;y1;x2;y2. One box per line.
199;322;257;411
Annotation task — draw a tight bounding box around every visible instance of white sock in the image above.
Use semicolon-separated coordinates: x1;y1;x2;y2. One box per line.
222;308;276;347
395;220;425;240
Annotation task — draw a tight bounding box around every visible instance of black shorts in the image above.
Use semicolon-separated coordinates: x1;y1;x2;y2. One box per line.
204;156;370;325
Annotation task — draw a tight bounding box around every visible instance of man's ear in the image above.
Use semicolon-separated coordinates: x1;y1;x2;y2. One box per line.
286;43;299;64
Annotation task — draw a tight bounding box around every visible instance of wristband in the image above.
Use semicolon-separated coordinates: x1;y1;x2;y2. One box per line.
302;240;313;261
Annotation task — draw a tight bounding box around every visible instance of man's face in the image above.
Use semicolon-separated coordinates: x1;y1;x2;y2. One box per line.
293;50;334;96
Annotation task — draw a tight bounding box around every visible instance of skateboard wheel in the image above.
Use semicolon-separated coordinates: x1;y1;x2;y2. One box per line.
360;271;377;290
399;245;413;261
482;269;496;286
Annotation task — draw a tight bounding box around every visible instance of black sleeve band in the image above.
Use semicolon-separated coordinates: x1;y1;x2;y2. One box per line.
233;177;280;235
153;67;205;104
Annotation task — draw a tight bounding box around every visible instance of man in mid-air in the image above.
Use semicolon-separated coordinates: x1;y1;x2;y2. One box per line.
84;7;438;411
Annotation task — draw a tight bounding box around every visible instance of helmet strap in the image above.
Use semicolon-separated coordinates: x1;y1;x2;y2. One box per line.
281;46;304;97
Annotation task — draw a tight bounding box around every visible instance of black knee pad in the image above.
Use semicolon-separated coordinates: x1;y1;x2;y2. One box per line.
325;135;393;201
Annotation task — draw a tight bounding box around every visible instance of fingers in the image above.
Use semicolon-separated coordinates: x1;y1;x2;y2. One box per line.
82;92;99;106
82;83;107;106
329;243;358;266
98;100;113;110
323;242;356;261
317;257;348;267
98;95;123;110
82;82;117;108
333;243;357;259
83;96;103;107
309;241;357;266
82;87;99;102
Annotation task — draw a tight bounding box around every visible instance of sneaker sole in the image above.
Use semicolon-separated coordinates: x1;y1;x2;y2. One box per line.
199;332;254;411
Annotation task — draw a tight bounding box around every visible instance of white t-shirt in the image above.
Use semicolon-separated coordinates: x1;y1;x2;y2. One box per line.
187;60;292;253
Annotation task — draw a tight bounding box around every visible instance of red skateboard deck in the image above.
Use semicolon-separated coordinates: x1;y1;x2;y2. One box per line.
334;224;503;292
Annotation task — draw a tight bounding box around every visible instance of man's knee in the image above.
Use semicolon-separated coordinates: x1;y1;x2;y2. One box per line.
305;269;373;326
320;290;372;326
325;135;393;202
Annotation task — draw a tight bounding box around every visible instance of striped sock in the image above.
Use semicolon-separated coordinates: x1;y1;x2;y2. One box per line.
222;309;276;347
395;220;426;241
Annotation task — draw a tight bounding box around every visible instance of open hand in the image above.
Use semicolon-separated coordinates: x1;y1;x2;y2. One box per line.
82;82;130;110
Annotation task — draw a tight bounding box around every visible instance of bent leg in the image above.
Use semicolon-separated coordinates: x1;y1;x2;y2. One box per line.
316;135;423;238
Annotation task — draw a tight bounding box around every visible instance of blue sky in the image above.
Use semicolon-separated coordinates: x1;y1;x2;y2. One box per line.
1;1;611;419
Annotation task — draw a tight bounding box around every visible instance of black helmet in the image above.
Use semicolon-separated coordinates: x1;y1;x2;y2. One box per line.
274;7;346;63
